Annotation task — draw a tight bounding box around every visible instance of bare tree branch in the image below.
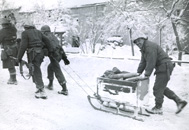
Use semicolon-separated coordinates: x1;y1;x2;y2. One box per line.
159;6;168;13
170;0;180;15
146;0;156;9
153;17;169;26
179;0;189;17
108;0;129;19
161;0;180;18
175;18;189;23
107;0;139;30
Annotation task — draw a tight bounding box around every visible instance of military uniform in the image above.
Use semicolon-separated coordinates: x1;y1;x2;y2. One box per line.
137;40;177;108
0;18;18;84
17;23;53;99
41;25;70;95
134;35;187;114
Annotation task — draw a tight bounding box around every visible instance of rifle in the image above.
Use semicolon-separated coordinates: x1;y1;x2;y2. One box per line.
9;56;32;80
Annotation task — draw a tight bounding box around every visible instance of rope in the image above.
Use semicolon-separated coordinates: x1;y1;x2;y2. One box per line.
68;66;95;93
61;65;95;95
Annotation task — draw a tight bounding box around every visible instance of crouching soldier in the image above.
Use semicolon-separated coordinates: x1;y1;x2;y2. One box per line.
0;18;18;85
17;21;53;99
41;25;70;95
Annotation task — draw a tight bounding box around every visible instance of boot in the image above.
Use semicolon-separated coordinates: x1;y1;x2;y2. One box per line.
45;79;53;90
175;100;187;114
35;89;41;98
7;74;17;85
58;83;68;95
35;89;47;99
172;94;188;114
40;89;48;99
145;106;163;115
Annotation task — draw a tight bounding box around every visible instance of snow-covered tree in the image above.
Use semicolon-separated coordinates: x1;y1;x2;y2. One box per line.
22;2;79;46
0;0;9;13
77;0;188;59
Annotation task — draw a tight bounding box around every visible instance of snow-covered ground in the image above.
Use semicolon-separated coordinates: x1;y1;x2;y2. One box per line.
0;45;188;130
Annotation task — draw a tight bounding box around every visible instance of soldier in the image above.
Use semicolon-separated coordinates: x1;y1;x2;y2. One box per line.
0;18;18;85
17;21;53;99
40;25;70;95
133;32;187;115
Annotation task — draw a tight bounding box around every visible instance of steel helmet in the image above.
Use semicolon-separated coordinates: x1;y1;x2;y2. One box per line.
132;31;148;43
41;25;51;32
23;20;35;28
1;18;11;25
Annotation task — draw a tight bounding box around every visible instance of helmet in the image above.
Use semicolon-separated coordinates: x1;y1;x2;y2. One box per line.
1;18;11;25
23;20;35;28
41;25;51;32
132;31;148;43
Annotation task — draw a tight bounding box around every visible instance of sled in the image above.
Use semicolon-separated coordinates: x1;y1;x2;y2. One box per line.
88;74;150;122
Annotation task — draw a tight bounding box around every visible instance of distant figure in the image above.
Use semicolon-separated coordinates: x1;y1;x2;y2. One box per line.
133;32;187;115
0;18;18;85
72;35;80;47
41;25;70;95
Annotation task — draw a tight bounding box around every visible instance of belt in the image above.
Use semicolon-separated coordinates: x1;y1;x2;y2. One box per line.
3;43;17;48
28;44;43;48
28;41;43;48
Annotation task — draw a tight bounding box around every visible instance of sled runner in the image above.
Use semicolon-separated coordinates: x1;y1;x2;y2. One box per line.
88;74;150;121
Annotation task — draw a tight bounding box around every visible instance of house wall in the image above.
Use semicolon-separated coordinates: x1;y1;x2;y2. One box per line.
69;2;130;45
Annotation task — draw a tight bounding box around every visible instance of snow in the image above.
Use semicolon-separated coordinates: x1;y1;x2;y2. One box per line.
0;45;189;130
107;36;123;43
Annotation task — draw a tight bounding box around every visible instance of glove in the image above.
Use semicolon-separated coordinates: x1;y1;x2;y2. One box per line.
16;38;21;43
15;58;22;64
63;58;70;65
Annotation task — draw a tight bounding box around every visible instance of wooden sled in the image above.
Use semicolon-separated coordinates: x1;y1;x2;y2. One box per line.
88;74;150;121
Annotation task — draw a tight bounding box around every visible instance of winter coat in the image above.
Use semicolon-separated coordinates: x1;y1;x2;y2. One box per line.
44;32;67;60
17;27;53;62
45;32;60;49
137;40;173;76
0;24;18;68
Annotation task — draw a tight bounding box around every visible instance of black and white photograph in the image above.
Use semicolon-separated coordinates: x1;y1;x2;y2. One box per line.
0;0;188;130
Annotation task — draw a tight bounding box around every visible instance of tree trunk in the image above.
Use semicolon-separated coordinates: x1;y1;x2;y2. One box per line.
129;29;135;56
171;21;182;66
180;3;189;54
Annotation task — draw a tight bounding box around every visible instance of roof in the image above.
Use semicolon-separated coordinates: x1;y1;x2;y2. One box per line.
3;0;108;13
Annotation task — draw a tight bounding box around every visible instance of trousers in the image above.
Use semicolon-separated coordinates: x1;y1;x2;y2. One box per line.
47;54;66;84
31;53;44;90
153;62;179;108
